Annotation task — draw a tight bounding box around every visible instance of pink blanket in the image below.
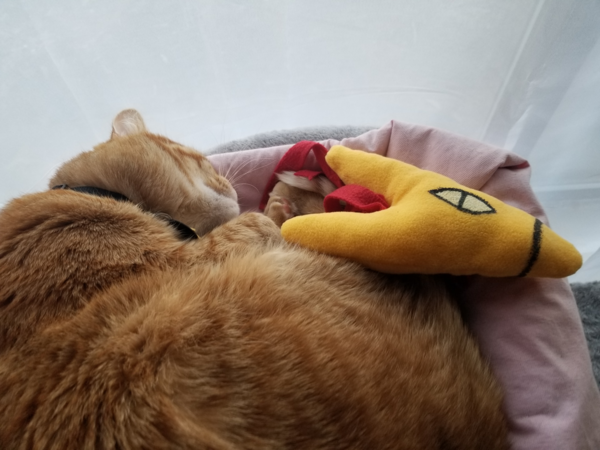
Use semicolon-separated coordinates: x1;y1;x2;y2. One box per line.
208;121;600;449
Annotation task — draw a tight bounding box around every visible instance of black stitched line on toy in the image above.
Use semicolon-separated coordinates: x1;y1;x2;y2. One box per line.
518;219;543;277
428;188;496;215
457;191;467;209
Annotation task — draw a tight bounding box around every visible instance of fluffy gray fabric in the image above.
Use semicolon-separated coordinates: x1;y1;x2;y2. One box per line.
208;126;600;389
572;282;600;387
207;126;375;155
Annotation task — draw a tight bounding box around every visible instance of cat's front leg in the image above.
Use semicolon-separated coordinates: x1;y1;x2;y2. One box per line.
193;212;283;262
225;212;283;244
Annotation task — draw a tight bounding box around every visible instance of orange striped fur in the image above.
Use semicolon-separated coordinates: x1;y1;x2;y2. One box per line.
0;110;508;449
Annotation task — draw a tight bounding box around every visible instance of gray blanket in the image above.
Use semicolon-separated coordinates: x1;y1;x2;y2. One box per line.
208;127;600;389
573;282;600;386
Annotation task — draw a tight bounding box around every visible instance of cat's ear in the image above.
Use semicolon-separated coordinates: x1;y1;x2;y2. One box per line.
111;109;147;139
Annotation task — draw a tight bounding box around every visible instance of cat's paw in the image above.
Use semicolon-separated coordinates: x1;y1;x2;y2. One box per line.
264;196;294;228
232;212;283;243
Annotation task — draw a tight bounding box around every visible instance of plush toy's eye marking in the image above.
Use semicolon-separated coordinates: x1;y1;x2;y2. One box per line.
429;188;496;215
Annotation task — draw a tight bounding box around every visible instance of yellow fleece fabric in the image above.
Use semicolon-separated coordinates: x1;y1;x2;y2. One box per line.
281;146;582;278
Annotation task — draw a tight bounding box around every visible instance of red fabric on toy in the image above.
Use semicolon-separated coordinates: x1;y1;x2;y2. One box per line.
293;169;322;180
323;184;389;212
259;141;343;210
260;140;390;214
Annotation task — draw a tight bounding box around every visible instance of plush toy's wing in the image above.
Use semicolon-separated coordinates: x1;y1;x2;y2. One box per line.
281;146;582;278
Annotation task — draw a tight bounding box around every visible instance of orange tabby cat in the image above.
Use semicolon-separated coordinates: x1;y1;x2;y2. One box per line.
0;110;508;449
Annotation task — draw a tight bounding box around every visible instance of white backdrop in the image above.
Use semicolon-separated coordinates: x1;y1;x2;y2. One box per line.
1;0;599;281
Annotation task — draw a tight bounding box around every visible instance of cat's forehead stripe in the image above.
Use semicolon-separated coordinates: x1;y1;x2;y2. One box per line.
146;134;207;162
143;134;211;186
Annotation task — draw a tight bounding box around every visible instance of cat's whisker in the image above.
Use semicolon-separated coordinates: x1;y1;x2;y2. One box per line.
216;164;229;181
229;160;276;185
223;164;233;181
223;160;243;181
214;159;238;182
225;160;268;188
222;162;246;186
224;157;263;183
231;182;260;194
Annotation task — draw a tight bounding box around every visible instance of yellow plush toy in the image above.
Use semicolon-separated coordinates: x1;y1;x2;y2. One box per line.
281;145;582;278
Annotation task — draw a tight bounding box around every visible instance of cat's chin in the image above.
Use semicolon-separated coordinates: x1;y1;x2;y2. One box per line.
193;195;240;236
220;196;241;222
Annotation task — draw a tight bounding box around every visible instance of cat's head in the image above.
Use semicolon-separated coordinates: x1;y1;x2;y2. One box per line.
50;110;239;236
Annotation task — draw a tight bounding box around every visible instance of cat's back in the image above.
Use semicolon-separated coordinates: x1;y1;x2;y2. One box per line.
0;188;192;353
0;237;507;449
